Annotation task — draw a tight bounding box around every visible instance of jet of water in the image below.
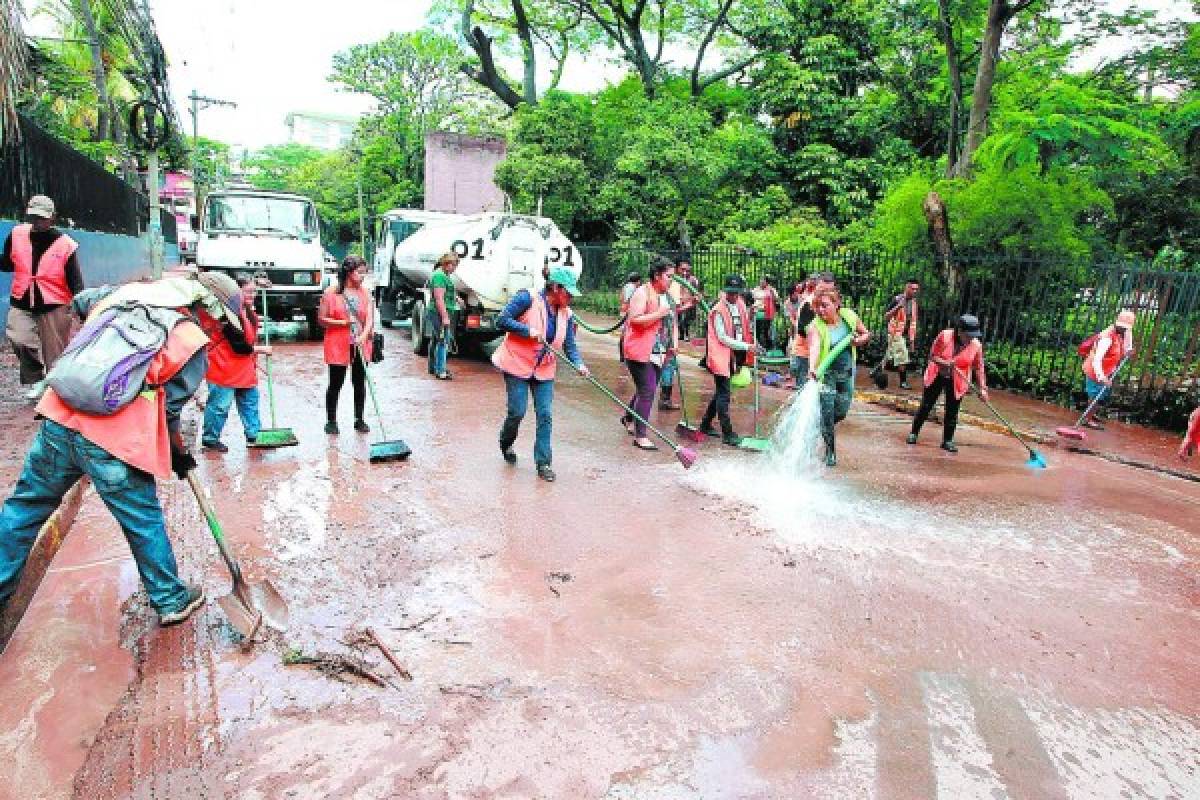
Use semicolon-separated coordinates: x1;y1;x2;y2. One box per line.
768;381;824;473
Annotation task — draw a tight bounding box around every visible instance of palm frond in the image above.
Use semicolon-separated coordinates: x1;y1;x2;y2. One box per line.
0;0;29;145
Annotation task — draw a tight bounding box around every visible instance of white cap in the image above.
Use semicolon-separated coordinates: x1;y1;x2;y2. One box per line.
26;195;55;219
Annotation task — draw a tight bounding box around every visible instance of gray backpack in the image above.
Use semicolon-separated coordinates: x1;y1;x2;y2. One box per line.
47;302;184;415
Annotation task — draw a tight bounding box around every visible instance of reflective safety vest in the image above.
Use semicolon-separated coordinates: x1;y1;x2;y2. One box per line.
37;320;209;479
810;308;863;371
10;224;78;306
923;328;985;400
705;298;753;377
491;293;569;381
203;308;259;389
1082;326;1127;383
887;296;918;338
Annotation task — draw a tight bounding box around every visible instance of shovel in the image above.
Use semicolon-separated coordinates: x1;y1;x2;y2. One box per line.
549;344;698;469
1055;355;1129;441
248;290;299;449
185;471;289;638
673;356;705;443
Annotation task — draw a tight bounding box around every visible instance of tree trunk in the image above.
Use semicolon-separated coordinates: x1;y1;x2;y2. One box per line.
936;0;963;177
512;0;538;105
923;191;960;296
676;215;692;255
952;0;1009;178
77;0;110;142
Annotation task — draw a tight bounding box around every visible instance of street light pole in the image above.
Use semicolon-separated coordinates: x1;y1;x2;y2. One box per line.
188;90;237;212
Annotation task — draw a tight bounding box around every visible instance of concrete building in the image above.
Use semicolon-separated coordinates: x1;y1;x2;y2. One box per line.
423;132;507;215
284;111;357;150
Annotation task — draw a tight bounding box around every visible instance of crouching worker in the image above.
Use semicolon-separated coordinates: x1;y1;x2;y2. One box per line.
699;274;754;446
202;274;270;451
493;267;589;483
0;271;245;626
807;287;870;466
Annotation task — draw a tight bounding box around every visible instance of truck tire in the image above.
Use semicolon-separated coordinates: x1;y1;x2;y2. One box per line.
410;299;429;356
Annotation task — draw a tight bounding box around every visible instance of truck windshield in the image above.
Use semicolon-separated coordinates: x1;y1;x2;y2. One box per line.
205;195;318;238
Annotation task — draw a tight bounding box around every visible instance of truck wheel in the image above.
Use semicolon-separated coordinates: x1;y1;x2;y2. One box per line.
411;300;429;356
305;311;322;341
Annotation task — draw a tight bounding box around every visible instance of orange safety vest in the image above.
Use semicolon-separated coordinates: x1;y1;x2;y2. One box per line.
37;320;209;480
1082;326;1126;382
887;295;918;338
9;224;78;306
623;284;677;364
923;329;985;400
319;287;373;366
491;292;569;381
705;298;753;377
789;293;814;358
203;308;258;389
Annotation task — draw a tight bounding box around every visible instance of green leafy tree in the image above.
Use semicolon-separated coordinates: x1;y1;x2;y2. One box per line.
245;144;325;192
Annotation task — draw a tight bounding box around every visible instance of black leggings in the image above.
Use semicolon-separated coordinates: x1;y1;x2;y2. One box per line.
911;373;962;443
327;360;366;423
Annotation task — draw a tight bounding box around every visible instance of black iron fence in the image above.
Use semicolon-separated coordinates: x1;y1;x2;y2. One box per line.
0;115;148;235
575;244;1200;429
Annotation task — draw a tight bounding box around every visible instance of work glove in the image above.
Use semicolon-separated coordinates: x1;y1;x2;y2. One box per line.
171;449;197;480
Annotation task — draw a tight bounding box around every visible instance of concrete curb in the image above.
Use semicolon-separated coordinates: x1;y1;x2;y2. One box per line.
856;389;1052;443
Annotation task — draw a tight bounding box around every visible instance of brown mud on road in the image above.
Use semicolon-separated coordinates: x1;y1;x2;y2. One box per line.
3;330;1198;799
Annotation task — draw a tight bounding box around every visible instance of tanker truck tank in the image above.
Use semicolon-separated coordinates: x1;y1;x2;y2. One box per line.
372;210;581;356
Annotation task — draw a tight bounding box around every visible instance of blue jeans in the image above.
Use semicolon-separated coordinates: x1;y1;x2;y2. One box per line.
0;421;190;614
426;311;453;375
659;357;677;389
1085;377;1111;403
202;383;261;444
500;373;554;466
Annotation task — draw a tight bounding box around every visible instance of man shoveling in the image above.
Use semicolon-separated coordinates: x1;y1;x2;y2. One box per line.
0;272;244;627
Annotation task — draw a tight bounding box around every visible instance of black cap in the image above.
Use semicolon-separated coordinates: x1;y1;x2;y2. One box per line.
957;313;983;339
723;274;746;292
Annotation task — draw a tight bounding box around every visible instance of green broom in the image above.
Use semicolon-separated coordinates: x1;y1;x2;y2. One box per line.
738;327;772;452
248;290;299;448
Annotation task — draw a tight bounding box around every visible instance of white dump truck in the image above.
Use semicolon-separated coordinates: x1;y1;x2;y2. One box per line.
195;188;327;337
371;210;581;354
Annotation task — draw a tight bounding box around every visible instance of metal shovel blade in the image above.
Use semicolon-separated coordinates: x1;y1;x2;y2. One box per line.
218;579;289;639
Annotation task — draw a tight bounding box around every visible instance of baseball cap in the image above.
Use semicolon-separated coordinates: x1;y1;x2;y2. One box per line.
26;195;55;219
548;267;581;297
723;274;746;293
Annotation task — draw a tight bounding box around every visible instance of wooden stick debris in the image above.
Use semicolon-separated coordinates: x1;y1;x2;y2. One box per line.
366;626;413;681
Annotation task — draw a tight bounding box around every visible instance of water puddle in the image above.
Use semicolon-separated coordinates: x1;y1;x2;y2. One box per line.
264;464;333;562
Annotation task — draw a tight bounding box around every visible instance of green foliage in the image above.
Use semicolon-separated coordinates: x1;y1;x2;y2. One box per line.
244;144;325;192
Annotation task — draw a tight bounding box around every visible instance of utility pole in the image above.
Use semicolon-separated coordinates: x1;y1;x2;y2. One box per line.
357;176;367;258
189;90;237;212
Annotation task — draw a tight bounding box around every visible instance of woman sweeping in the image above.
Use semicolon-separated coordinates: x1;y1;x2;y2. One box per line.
621;258;678;450
318;256;374;435
200;274;270;451
806;287;870;467
907;314;988;453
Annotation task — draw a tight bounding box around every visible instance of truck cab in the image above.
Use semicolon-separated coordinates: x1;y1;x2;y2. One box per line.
195;189;326;337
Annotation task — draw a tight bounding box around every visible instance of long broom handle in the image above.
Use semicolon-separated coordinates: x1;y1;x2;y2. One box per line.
546;343;682;454
952;366;1039;457
1070;354;1129;427
185;471;247;592
673;355;692;427
347;308;391;443
259;290;279;429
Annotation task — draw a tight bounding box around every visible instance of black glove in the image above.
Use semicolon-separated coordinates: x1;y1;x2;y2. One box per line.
171;449;197;480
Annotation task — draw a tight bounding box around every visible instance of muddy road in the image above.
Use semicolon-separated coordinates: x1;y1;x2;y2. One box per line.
1;326;1197;799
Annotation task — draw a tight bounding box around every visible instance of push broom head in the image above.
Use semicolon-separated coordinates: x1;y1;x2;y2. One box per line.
1027;449;1049;469
676;446;699;469
248;428;299;448
1055;426;1086;441
369;440;412;463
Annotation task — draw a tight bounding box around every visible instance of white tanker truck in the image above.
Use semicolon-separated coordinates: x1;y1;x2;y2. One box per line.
371;210;581;354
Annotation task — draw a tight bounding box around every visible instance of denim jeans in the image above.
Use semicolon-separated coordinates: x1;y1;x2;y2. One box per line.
426;310;453;375
659;357;677;389
202;383;261;444
500;373;554;466
0;420;191;614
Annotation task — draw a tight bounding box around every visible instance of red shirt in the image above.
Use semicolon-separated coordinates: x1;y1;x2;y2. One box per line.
319;287;373;366
202;308;259;388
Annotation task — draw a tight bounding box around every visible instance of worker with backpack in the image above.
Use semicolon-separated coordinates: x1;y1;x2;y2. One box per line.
0;272;244;627
1078;310;1135;431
